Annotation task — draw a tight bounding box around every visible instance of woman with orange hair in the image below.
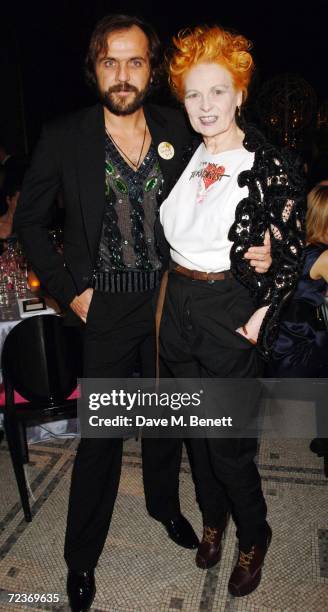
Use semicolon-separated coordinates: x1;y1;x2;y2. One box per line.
159;25;305;596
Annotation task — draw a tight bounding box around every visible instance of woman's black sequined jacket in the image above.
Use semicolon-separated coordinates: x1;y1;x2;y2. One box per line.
181;124;306;359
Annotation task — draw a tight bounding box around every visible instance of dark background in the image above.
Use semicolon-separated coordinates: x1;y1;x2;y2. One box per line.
1;0;327;154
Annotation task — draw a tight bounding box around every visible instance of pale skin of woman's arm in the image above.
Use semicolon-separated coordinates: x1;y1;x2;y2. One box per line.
309;249;328;283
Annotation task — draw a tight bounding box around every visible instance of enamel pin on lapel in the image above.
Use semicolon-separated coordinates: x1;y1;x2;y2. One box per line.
158;142;175;160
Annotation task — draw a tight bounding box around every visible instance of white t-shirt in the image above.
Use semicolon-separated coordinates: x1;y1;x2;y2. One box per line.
160;143;254;272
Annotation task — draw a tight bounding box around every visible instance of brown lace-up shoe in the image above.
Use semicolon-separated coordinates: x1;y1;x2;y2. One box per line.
196;516;228;569
228;524;272;597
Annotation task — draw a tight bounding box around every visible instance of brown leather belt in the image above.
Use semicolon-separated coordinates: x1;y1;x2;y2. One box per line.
173;265;233;282
155;265;233;379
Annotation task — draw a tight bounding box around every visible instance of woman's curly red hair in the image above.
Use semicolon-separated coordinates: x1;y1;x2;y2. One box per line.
168;25;255;102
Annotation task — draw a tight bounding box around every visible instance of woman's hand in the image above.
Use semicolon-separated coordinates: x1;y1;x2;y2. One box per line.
236;305;269;344
244;230;272;273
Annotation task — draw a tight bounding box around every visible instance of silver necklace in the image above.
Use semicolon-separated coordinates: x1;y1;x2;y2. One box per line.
105;123;147;170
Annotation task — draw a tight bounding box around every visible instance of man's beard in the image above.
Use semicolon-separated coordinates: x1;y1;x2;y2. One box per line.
98;82;150;116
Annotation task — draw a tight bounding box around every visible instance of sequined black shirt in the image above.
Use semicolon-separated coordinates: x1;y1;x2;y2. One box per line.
95;135;164;274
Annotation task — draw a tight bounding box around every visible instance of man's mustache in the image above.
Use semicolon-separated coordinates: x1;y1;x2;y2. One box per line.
107;84;138;94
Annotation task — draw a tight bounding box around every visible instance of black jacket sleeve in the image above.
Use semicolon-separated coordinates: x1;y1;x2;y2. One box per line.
229;144;306;358
14;125;78;308
257;152;306;355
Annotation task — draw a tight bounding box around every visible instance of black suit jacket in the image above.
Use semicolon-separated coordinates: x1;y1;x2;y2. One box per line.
14;103;192;308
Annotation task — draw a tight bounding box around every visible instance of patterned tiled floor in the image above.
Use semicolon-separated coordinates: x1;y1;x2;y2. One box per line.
0;436;327;611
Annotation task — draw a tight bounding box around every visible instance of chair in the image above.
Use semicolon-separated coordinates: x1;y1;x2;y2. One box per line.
2;315;83;521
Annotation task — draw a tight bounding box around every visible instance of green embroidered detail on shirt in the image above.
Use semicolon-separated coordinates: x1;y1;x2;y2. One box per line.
115;178;128;194
145;177;158;192
105;161;114;175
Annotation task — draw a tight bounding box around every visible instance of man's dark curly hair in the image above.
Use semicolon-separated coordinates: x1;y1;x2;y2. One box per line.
85;14;162;89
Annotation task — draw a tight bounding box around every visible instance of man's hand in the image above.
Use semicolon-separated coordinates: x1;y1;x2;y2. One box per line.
244;230;272;273
70;288;94;323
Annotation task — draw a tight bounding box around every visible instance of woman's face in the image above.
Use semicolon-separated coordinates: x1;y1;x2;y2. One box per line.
183;62;242;139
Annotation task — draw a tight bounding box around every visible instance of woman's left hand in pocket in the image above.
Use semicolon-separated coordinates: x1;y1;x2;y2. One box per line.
236;305;270;344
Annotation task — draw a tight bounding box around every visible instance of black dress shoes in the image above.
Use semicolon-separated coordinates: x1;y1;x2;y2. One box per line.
310;438;328;456
310;439;328;477
67;569;96;612
162;514;199;549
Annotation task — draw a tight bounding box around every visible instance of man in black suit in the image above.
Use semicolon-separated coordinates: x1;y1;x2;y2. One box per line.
15;15;271;612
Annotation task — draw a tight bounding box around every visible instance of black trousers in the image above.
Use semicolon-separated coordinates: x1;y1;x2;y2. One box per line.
64;290;183;571
159;272;267;548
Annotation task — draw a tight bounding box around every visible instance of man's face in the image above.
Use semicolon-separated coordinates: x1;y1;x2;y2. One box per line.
95;26;152;116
